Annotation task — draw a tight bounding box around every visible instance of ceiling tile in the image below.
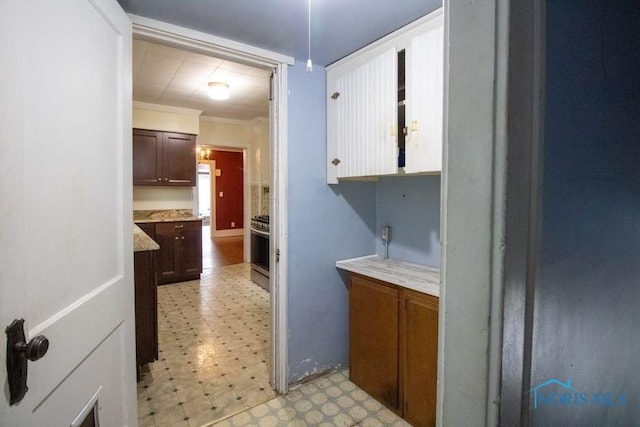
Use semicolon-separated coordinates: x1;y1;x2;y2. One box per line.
133;39;270;121
185;51;224;67
146;43;187;60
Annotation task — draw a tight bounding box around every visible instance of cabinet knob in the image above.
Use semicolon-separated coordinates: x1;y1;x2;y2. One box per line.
181;236;185;240
331;92;340;100
164;178;168;182
157;177;162;182
331;158;341;166
175;236;179;240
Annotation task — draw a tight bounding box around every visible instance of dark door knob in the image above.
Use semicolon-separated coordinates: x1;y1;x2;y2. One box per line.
19;335;49;361
5;319;50;405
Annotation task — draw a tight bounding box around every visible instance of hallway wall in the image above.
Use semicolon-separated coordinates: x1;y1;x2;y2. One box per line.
531;1;640;424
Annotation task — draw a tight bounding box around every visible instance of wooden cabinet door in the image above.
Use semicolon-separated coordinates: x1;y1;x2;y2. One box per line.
133;129;163;185
349;275;400;413
134;251;157;366
401;290;439;427
162;132;196;186
328;48;398;181
155;228;180;283
180;225;202;277
404;13;444;174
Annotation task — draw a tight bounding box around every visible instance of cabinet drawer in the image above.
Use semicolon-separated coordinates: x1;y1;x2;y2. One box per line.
155;220;201;235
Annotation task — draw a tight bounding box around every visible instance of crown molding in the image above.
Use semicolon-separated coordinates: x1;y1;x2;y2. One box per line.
133;101;202;116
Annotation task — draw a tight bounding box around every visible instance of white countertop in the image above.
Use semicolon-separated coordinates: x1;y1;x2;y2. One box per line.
336;255;440;297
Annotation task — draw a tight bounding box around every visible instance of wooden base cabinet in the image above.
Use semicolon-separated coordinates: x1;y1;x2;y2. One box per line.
134;250;158;376
349;275;401;413
349;274;438;426
154;220;202;285
401;289;439;426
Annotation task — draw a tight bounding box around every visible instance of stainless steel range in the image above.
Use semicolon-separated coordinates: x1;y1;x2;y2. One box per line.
250;215;270;291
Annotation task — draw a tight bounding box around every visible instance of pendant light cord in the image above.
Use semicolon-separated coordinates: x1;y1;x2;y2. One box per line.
306;0;313;72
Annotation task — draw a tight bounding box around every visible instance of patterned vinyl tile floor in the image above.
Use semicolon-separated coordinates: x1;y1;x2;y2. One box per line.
137;263;409;427
210;370;410;427
137;264;276;427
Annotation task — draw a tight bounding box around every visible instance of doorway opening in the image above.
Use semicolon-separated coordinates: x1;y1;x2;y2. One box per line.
197;163;211;225
198;148;248;269
130;28;288;423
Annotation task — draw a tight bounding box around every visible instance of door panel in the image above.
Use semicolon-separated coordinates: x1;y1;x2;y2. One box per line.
334;48;398;178
133;129;163;185
181;228;203;275
405;15;444;174
0;0;134;425
349;275;400;413
402;290;439;427
155;231;180;281
163;132;196;185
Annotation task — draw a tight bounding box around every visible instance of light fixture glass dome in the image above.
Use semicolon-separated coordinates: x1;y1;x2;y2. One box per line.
208;82;230;100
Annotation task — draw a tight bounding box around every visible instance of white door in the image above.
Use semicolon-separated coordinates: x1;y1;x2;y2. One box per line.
0;1;135;426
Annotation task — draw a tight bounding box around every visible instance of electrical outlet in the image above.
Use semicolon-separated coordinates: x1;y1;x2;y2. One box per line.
381;226;391;242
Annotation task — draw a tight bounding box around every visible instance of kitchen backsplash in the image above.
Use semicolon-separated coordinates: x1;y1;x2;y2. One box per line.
261;185;270;215
133;186;194;211
251;184;270;217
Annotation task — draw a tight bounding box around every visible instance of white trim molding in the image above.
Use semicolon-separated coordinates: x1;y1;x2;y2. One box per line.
213;228;244;237
271;63;289;394
439;0;510;425
129;14;295;67
133;101;202;116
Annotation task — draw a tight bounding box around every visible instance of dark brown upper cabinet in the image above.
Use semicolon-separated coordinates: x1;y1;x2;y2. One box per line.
133;128;196;186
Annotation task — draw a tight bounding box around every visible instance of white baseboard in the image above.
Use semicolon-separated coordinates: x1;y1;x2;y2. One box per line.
214;228;244;237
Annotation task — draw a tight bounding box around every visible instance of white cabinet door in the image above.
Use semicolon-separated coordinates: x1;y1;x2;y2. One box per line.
0;1;135;425
405;14;444;174
328;48;397;182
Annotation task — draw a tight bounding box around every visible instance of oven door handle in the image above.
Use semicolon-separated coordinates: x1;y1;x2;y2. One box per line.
251;228;270;238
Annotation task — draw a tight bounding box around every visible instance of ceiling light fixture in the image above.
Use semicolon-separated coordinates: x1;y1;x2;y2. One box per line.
306;0;313;73
208;82;230;100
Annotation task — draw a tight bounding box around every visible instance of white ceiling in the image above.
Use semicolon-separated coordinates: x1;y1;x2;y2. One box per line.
133;39;270;120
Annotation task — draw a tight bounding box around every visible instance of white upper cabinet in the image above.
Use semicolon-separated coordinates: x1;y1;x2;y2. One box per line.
332;48;398;180
405;14;444;174
326;8;443;184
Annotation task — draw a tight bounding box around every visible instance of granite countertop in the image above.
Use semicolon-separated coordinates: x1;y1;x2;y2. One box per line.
133;209;203;223
336;255;440;297
133;224;160;252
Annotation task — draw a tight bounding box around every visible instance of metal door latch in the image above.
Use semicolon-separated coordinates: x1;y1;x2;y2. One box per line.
6;318;49;405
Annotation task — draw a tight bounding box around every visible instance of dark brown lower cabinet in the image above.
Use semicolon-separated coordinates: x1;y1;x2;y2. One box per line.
154;220;202;285
134;250;158;376
349;274;438;426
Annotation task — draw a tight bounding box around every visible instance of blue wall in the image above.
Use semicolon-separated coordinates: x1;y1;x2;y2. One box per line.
286;64;442;382
375;175;441;267
531;0;640;424
286;61;377;382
